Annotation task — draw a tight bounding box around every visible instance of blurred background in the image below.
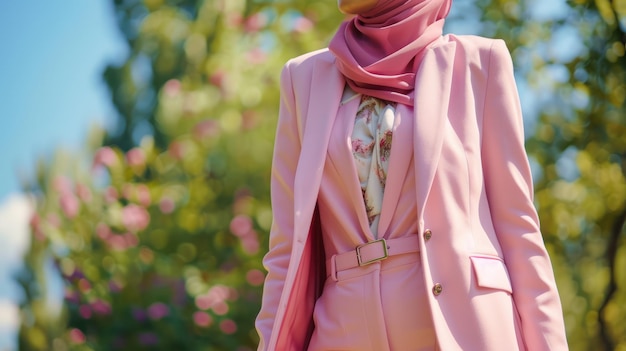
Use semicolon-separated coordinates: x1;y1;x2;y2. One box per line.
0;0;624;350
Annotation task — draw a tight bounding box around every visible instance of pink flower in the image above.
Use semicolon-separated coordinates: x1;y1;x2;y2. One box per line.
121;204;150;232
69;328;86;344
79;305;92;319
229;215;252;237
193;311;213;327
59;192;80;218
107;233;138;251
293;16;313;33
76;183;93;202
29;213;40;230
103;186;119;204
126;147;146;168
96;223;112;240
147;302;169;320
244;12;267;33
53;177;81;218
193;119;220;140
93;147;118;169
246;47;267;65
107;234;126;251
241;232;260;255
90;299;112;315
47;213;61;228
209;70;226;89
195;294;213;310
163;79;181;97
168;141;187;161
246;269;265;286
52;176;73;194
124;233;139;248
159;197;176;214
30;213;45;241
136;184;151;206
212;301;229;315
219;319;237;334
212;285;230;298
195;284;231;310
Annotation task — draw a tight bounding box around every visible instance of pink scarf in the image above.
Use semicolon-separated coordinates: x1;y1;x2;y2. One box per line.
329;0;452;106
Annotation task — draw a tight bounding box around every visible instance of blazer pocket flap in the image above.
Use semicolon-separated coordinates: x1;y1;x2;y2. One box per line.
470;256;512;294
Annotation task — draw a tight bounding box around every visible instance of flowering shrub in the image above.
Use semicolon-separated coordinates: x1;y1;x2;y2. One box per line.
17;1;336;350
23;128;272;349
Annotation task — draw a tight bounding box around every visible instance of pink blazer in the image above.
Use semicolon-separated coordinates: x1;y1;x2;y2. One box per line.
256;34;569;351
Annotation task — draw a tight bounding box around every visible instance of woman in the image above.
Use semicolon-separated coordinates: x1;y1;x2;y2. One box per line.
256;0;569;350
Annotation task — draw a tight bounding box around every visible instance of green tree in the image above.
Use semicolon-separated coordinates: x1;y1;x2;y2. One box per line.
477;0;626;349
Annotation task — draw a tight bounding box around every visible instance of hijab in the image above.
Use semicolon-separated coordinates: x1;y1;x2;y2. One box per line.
329;0;453;105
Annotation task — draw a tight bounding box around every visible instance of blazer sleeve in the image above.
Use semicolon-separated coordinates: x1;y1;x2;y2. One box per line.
481;40;569;350
255;60;301;351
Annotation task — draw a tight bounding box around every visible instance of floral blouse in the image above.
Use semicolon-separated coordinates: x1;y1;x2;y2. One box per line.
350;93;397;239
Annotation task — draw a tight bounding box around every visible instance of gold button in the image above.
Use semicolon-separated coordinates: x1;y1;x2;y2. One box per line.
423;229;432;241
432;283;443;296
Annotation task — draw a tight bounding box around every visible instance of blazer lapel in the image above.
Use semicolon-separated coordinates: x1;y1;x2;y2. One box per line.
293;56;345;242
413;42;457;220
377;103;413;238
327;95;374;239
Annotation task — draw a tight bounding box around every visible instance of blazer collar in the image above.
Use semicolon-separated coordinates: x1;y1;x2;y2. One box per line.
292;40;457;240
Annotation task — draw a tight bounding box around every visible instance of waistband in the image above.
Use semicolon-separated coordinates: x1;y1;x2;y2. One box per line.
326;236;421;282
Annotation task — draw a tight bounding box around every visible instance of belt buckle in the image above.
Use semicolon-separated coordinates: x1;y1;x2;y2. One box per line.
356;239;388;266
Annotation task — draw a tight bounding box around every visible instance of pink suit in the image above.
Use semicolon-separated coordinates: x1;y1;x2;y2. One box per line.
256;34;569;350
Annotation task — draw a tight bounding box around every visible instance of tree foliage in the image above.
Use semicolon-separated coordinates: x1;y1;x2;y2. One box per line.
475;1;626;349
15;0;626;350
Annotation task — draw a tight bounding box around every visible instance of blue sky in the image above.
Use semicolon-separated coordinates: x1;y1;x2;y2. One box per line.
0;1;126;349
0;0;127;201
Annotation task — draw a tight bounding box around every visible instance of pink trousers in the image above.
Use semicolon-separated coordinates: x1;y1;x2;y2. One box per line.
308;252;438;351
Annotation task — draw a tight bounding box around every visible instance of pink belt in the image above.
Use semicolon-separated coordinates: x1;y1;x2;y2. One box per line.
326;236;421;281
